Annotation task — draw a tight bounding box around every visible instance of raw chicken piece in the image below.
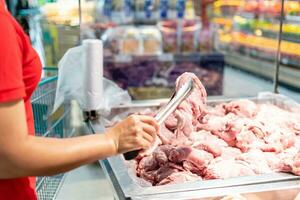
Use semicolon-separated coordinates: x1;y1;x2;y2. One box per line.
174;110;194;143
166;72;207;142
157;171;200;186
137;155;159;184
175;72;207;120
292;123;300;135
169;146;213;168
137;155;158;173
199;114;227;133
292;152;300;176
220;147;242;159
262;152;281;171
137;123;174;158
223;99;258;118
153;145;174;166
204;159;256;180
158;123;174;145
236;130;266;152
163;72;208;145
137;136;162;158
139;169;157;185
165;113;178;130
155;163;184;184
182;161;205;176
191;130;228;157
278;148;300;175
236;149;272;174
200;113;239;146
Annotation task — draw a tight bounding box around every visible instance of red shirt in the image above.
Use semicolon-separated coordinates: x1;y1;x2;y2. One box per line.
0;2;41;200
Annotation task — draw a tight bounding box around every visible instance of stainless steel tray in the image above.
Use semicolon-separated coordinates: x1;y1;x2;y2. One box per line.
97;94;300;200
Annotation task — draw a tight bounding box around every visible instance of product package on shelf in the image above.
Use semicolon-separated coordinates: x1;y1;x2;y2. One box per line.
103;53;224;100
158;19;201;53
140;26;163;55
101;26;163;56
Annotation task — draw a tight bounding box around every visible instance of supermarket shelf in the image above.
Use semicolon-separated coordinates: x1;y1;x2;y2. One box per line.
225;51;300;89
221;32;300;57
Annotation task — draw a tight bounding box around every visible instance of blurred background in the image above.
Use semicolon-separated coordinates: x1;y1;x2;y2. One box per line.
7;0;300;101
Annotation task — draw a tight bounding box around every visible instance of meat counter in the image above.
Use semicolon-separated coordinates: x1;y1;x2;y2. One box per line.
92;94;300;200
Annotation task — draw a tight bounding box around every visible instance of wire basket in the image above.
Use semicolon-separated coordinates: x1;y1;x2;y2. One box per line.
31;74;75;200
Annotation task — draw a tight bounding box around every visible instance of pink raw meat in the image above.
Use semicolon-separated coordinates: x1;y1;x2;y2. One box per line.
277;147;300;175
165;113;178;130
236;130;266;152
222;99;258;118
153;145;174;166
191;131;228;157
220;147;242;159
133;72;300;186
137;155;158;173
157;171;200;186
263;152;284;171
204;159;256;180
137;136;162;158
175;72;207;120
236;149;272;174
182;161;204;176
158;123;174;145
169;146;213;166
154;163;184;184
165;72;208;143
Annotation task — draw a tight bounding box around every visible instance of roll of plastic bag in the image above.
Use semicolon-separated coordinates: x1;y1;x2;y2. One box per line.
52;39;131;115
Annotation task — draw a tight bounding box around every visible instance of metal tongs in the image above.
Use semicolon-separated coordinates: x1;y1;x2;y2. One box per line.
123;79;194;160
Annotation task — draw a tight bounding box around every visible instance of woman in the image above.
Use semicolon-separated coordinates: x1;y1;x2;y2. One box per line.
0;1;158;199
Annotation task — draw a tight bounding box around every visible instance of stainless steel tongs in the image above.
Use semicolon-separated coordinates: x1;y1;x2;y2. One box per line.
123;79;194;160
155;79;194;124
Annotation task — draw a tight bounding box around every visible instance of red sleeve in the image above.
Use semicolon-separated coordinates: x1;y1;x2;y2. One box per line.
0;12;25;102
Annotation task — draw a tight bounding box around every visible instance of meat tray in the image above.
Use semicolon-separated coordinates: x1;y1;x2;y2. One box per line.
96;93;300;200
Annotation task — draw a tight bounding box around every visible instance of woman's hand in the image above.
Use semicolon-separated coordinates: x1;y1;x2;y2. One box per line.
106;115;159;154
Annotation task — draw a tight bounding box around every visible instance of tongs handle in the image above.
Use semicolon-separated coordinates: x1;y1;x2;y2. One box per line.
123;150;140;160
123;80;194;160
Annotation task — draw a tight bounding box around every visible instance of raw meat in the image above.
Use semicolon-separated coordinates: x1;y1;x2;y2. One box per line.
222;99;258;118
153;145;174;166
168;146;213;168
132;72;300;186
220;147;242;159
191;130;228;157
204;159;256;179
236;149;272;174
157;171;200;186
175;72;207;120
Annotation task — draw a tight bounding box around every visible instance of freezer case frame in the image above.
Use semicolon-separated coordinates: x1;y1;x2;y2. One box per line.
98;95;300;200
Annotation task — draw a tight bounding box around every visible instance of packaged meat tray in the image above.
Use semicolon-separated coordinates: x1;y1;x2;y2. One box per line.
104;53;224;100
98;90;300;200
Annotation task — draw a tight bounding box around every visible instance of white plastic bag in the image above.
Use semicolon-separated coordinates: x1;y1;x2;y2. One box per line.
53;44;131;115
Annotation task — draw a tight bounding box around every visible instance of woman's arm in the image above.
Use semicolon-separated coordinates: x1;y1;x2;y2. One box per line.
0;100;158;178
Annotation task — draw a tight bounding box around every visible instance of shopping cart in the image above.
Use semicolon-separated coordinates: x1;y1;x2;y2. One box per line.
31;72;75;200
